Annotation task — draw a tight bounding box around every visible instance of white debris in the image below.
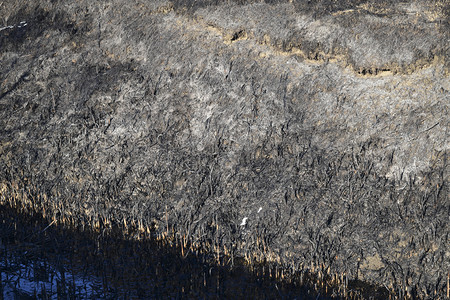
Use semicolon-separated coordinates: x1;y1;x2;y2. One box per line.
0;25;14;32
0;20;28;31
0;21;28;31
240;217;248;226
257;207;262;213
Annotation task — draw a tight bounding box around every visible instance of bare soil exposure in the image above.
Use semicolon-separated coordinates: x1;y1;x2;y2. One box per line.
0;0;449;298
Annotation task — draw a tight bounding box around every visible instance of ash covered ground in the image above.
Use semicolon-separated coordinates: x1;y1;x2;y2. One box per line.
0;0;448;298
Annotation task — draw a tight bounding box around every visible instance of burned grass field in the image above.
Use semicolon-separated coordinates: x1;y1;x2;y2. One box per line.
0;0;449;299
0;199;393;299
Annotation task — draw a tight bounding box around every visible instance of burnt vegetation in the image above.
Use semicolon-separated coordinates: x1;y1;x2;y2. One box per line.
0;0;448;298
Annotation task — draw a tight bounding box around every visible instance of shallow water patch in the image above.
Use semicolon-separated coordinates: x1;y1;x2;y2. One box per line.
1;203;331;299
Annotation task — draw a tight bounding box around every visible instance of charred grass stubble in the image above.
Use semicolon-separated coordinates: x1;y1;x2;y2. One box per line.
0;198;317;299
0;2;447;297
0;181;400;299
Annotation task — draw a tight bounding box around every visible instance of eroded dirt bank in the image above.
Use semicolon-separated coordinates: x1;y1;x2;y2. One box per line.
0;0;448;298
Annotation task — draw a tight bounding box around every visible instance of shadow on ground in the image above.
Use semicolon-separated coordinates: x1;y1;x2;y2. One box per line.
0;204;390;299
